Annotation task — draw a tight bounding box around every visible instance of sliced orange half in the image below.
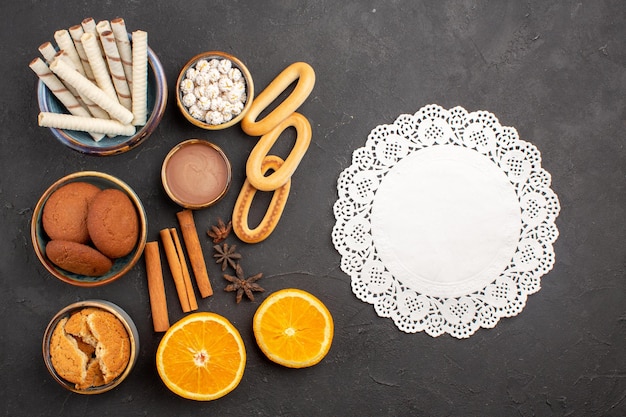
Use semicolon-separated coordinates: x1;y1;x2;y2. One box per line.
156;312;246;401
253;288;334;368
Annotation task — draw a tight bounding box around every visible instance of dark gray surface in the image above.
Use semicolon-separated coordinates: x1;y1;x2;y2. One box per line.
1;1;624;416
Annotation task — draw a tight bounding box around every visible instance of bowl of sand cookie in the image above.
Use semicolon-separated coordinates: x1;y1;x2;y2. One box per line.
31;171;147;287
42;299;140;394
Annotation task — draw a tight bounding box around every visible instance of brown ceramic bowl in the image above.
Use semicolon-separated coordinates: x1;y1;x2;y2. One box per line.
31;171;147;286
175;51;254;130
161;139;232;209
42;300;140;394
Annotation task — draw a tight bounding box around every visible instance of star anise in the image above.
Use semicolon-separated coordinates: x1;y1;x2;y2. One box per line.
207;218;232;243
213;243;242;271
223;264;264;303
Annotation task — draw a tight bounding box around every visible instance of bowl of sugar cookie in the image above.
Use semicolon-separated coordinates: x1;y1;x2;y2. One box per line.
42;299;140;394
31;171;147;287
176;51;254;130
31;17;167;156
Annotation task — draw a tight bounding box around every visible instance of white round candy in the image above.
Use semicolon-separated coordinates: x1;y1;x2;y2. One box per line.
180;78;195;94
182;93;196;107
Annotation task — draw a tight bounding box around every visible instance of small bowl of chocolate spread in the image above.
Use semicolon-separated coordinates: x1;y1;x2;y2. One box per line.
161;139;232;209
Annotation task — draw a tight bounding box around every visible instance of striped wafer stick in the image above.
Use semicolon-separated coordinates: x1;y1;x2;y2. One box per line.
95;20;112;37
54;50;110;120
68;25;96;83
131;30;148;126
30;58;104;141
39;44;86;111
81;32;118;102
38;42;57;63
53;30;85;76
111;18;133;87
38;112;136;136
50;57;134;124
100;30;132;110
44;47;93;117
81;17;104;57
81;17;97;34
30;58;86;115
95;19;116;113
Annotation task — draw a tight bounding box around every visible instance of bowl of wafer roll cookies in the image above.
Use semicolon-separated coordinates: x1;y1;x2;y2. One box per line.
32;17;167;156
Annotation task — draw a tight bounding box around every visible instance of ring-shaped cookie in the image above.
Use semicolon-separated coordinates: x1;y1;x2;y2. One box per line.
241;62;315;137
233;156;291;244
246;112;311;192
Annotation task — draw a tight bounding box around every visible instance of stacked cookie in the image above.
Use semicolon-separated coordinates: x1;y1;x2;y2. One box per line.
43;181;139;276
49;307;131;390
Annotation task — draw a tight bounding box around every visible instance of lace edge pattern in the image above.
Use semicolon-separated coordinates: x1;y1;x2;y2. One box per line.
332;104;560;338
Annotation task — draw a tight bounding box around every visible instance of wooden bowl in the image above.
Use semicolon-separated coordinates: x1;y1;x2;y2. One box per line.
175;51;254;130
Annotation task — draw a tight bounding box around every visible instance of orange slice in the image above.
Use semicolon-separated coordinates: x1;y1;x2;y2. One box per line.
253;288;333;368
156;312;246;401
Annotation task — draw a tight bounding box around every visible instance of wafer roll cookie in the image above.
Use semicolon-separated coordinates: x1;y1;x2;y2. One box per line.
81;17;97;35
95;20;114;73
38;112;136;136
81;32;118;103
110;18;132;87
30;58;86;115
54;30;85;76
131;30;148;126
69;25;96;83
30;58;104;141
81;18;104;56
96;20;112;35
100;31;132;110
50;57;134;124
39;44;93;119
38;42;57;63
48;50;95;118
54;51;110;120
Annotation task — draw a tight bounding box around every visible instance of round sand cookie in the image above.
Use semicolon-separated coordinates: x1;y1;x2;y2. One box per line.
87;189;139;259
46;240;113;276
50;317;88;387
42;181;101;244
86;309;131;383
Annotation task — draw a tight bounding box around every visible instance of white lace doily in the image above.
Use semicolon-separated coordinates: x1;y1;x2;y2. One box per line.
332;104;560;338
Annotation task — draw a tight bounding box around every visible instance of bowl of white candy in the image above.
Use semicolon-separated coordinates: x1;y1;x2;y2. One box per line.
175;51;254;130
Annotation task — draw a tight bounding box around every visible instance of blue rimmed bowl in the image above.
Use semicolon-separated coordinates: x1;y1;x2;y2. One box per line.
31;171;147;287
37;45;167;156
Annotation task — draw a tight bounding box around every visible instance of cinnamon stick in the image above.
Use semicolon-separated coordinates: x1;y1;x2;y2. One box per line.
170;228;198;311
160;228;191;312
144;241;169;332
177;209;213;297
